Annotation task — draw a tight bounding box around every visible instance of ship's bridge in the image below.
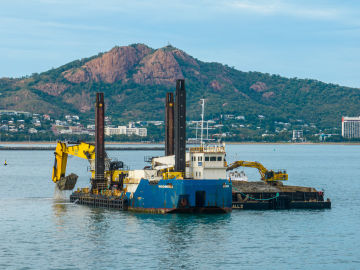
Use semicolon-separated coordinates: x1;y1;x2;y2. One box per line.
187;144;227;180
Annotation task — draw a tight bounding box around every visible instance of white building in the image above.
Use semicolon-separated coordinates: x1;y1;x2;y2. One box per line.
126;127;147;137
342;116;360;138
105;126;127;136
105;123;147;137
292;130;304;142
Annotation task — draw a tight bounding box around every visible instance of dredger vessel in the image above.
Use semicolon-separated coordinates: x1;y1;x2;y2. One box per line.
52;79;331;212
52;80;232;213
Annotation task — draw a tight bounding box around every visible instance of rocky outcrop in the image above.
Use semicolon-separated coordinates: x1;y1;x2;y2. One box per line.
210;80;222;91
172;49;199;68
63;44;152;83
62;44;185;85
133;49;183;85
262;91;275;99
63;68;89;84
250;81;268;92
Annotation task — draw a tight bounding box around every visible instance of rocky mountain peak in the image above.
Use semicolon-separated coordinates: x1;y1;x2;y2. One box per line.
61;44;187;85
62;44;153;84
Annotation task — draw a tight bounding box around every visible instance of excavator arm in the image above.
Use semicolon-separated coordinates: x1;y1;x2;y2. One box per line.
52;141;96;190
52;141;127;191
226;160;288;182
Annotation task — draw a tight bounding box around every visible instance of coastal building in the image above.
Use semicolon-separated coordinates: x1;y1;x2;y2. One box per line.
105;123;147;137
342;116;360;138
0;110;31;117
105;126;127;136
292;130;304;142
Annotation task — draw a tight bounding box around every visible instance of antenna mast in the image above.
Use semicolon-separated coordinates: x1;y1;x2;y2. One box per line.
200;99;205;147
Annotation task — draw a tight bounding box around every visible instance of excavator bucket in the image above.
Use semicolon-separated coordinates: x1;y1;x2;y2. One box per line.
56;173;78;190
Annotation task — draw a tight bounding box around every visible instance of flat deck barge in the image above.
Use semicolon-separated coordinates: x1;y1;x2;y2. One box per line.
232;181;331;210
68;181;331;211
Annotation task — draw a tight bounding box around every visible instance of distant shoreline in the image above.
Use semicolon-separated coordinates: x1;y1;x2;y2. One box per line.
1;141;360;145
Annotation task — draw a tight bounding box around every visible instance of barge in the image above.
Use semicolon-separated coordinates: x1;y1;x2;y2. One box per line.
231;181;331;210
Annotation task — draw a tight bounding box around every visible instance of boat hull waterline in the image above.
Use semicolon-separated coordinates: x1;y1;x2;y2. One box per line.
126;178;233;213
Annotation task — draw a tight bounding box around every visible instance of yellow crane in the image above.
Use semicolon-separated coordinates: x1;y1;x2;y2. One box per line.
226;160;288;182
52;141;127;190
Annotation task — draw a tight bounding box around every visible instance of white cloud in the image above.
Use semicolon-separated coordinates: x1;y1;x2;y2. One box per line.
224;0;342;20
0;17;107;33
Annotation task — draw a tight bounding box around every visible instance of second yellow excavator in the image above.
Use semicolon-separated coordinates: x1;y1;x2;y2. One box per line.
226;160;288;182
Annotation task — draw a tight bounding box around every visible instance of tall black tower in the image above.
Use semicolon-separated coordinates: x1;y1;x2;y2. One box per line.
165;92;174;156
174;79;186;173
94;92;106;190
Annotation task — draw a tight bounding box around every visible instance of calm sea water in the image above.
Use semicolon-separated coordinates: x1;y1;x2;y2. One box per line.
0;144;359;269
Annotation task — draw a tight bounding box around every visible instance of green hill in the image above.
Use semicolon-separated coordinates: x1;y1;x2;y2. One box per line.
1;43;359;130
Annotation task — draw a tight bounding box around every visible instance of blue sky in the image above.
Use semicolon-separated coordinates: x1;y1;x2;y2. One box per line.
1;0;360;88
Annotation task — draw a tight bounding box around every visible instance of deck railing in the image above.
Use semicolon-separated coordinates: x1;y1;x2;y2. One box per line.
189;146;225;153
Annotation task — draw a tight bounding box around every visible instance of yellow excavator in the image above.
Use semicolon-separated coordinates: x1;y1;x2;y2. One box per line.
52;141;127;190
226;160;288;182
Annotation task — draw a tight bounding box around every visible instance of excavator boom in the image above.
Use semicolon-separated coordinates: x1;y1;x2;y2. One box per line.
52;141;96;190
226;160;288;182
52;140;127;191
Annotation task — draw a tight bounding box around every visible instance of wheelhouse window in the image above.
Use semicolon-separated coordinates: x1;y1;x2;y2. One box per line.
217;156;222;161
210;156;216;161
205;156;209;161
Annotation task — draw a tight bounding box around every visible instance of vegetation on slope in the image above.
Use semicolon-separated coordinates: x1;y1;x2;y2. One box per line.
1;44;359;132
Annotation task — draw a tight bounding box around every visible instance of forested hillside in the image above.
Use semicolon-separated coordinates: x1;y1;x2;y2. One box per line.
1;43;359;129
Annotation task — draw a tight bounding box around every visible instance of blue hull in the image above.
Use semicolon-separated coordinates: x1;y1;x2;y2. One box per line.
126;179;232;213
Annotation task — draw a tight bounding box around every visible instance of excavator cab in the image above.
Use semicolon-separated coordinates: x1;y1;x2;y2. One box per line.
265;170;275;180
110;161;124;170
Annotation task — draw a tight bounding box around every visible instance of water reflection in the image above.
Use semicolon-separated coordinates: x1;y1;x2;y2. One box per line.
52;200;68;216
124;213;231;269
163;215;231;268
52;199;69;229
88;208;110;235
